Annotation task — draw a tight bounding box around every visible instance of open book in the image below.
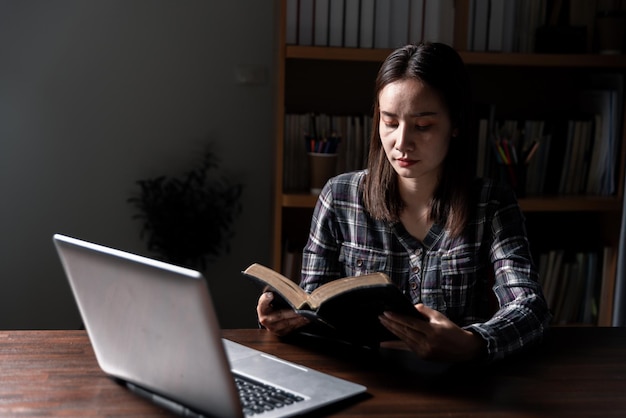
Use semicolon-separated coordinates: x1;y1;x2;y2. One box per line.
243;263;425;347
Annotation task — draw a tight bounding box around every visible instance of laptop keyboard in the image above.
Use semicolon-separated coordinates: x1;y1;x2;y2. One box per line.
234;374;305;416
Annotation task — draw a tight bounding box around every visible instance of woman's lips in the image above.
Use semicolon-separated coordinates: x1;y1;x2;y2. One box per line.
397;158;417;168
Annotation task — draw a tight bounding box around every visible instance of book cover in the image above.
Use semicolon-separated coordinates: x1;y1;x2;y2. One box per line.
286;0;299;45
423;0;454;45
298;0;314;46
344;0;360;48
488;0;505;51
314;0;330;46
359;0;376;48
472;0;489;51
389;0;410;48
408;0;425;44
374;0;391;49
328;0;345;47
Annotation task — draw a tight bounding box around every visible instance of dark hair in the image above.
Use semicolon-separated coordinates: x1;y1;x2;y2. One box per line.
362;42;473;237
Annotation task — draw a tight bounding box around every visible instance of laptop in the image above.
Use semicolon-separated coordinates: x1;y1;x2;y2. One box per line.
53;234;366;417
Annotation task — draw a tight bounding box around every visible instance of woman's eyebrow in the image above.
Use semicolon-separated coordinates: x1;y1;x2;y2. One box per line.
380;110;437;117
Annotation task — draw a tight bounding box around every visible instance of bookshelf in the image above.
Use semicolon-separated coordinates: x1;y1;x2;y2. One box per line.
272;0;626;326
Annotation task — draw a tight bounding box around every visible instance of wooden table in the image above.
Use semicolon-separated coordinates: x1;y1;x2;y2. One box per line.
1;327;625;416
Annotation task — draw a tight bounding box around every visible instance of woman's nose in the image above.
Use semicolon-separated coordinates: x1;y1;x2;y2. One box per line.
394;125;414;152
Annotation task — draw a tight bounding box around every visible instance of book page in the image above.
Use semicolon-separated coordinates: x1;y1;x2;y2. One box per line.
307;273;391;309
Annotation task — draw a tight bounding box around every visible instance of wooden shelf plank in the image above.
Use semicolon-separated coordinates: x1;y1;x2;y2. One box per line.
286;46;626;69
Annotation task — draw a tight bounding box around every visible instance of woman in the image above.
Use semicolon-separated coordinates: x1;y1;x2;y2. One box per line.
257;42;551;363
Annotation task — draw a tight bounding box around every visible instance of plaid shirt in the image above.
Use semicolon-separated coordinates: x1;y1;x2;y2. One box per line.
301;170;551;362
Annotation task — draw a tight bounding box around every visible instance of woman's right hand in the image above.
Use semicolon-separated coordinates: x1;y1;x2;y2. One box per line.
256;291;310;336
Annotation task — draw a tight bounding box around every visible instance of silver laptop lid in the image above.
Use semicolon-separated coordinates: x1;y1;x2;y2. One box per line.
53;234;243;417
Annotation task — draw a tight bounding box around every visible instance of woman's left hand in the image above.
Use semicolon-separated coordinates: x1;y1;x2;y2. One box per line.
379;303;486;363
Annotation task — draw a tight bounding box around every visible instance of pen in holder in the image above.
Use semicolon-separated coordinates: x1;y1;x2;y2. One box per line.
492;138;537;198
306;135;340;194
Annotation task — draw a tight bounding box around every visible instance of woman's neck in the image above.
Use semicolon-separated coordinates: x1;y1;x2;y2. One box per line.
397;174;437;212
397;175;438;241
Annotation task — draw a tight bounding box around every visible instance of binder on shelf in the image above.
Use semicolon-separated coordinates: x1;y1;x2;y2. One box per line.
423;0;454;45
488;0;505;51
314;0;330;46
501;0;517;52
475;118;489;178
389;0;410;48
328;0;345;47
359;0;376;48
539;249;603;325
344;0;360;48
408;0;425;44
286;0;298;45
471;0;489;51
298;0;314;46
374;0;391;49
579;86;622;196
558;120;577;195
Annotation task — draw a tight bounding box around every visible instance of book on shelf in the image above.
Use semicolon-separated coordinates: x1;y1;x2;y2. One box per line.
487;0;505;51
538;249;605;325
298;0;314;46
559;119;595;196
328;0;345;47
470;0;489;51
471;0;516;52
408;0;425;45
359;0;376;48
313;0;330;46
599;246;617;326
344;0;360;48
374;0;391;49
243;263;425;346
475;118;490;178
501;0;517;52
557;120;575;194
423;0;454;45
578;77;623;196
285;0;298;45
389;0;410;48
467;0;564;53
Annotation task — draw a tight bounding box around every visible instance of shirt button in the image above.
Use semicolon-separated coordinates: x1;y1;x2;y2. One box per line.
410;281;418;290
412;265;420;273
415;248;423;256
356;259;364;267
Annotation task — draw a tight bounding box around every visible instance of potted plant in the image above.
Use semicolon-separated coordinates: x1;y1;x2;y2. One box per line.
128;147;243;270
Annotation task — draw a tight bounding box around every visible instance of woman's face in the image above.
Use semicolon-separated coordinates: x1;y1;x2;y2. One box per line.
378;78;454;184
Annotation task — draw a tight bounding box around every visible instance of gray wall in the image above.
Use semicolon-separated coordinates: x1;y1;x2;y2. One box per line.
0;0;277;329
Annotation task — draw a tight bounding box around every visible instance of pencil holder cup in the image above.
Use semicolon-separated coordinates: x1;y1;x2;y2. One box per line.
308;152;338;194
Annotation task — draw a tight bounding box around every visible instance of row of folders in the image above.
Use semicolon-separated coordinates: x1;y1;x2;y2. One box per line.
285;0;598;52
286;0;455;49
466;0;599;53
